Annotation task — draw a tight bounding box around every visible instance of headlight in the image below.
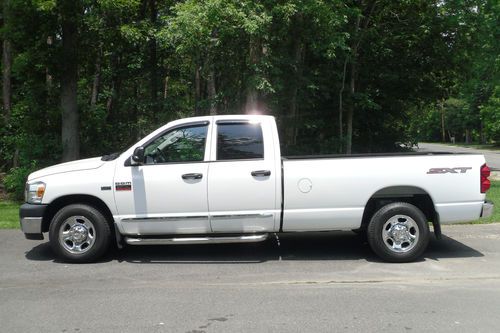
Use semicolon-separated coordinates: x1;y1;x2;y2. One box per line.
25;182;46;204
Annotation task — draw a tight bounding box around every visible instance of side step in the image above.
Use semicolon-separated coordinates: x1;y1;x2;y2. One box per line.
124;234;268;246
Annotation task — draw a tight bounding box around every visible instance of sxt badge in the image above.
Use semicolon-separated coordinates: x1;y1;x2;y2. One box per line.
427;167;472;174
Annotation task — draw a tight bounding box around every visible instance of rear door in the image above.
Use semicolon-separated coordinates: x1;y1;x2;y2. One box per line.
208;119;279;233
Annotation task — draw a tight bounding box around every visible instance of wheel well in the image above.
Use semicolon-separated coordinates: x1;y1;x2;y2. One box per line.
360;186;438;232
42;195;114;233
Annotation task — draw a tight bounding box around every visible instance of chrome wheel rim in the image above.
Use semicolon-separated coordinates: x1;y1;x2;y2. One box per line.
382;215;419;253
59;216;96;254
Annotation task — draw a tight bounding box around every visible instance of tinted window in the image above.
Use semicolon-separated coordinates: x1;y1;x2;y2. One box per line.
144;124;207;164
217;123;264;160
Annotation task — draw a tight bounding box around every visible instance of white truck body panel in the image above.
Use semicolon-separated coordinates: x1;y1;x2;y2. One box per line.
282;154;485;231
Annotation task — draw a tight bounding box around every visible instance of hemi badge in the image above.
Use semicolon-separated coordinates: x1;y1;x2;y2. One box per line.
101;186;112;191
115;182;132;191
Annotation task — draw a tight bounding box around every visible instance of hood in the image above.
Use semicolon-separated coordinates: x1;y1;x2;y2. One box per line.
28;157;106;181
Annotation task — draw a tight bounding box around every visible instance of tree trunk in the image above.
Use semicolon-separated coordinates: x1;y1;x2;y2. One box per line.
440;100;446;142
60;1;80;162
285;15;304;147
106;53;121;122
90;47;102;109
338;56;348;153
287;41;304;146
46;36;53;90
106;81;114;117
2;0;12;121
245;89;258;113
194;65;202;116
245;39;260;113
2;40;11;122
148;0;159;118
465;129;471;144
133;83;141;140
345;43;358;155
479;121;486;144
345;1;376;154
163;76;169;99
207;67;217;116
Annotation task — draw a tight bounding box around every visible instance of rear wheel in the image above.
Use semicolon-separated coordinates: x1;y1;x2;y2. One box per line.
49;204;111;263
367;202;429;262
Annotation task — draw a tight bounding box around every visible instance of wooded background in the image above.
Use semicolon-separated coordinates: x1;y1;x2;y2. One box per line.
1;0;499;197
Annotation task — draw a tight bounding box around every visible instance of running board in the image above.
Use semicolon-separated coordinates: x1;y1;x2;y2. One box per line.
124;234;268;246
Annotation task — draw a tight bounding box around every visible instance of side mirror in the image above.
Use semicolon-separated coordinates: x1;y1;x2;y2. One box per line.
131;146;145;164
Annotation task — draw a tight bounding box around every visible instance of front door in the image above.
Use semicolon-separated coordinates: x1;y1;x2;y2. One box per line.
114;122;211;235
208;120;278;233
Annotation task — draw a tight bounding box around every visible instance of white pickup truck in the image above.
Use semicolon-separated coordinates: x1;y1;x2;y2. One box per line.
20;115;494;262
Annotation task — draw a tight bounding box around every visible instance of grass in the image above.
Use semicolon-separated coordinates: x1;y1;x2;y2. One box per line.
0;181;498;229
0;200;21;229
471;180;500;224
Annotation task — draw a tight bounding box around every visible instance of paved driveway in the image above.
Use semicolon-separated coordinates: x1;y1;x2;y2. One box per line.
1;225;500;332
418;142;500;170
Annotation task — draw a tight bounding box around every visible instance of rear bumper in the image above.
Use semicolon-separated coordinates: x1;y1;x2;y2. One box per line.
480;200;494;218
20;203;48;240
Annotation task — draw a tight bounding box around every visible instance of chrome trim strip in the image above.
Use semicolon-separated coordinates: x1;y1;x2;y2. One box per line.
20;217;43;234
122;215;208;222
210;213;273;219
125;234;268;245
122;213;273;222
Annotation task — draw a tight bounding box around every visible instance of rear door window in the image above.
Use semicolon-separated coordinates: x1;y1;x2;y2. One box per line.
216;123;264;160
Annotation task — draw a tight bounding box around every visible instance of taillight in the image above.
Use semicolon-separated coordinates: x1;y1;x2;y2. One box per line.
481;164;491;193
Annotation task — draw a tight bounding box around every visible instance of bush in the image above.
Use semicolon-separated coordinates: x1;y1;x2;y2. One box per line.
481;86;500;144
4;163;37;201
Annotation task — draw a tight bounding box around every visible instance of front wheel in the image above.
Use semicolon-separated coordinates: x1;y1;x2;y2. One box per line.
367;202;430;263
49;204;111;263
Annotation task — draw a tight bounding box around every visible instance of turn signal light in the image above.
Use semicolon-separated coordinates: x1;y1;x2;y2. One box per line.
481;164;491;193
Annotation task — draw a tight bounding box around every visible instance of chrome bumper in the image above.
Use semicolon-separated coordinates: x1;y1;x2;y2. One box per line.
20;217;43;234
19;203;47;240
481;200;494;218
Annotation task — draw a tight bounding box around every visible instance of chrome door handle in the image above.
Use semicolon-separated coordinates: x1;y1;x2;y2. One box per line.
251;170;271;177
182;173;203;180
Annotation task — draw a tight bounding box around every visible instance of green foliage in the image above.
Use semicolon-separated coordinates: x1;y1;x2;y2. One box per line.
471;180;500;224
4;163;37;201
481;86;500;143
0;0;498;198
411;0;499;144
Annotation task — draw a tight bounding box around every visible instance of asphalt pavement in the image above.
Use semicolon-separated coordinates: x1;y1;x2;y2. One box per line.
418;142;500;170
2;224;500;332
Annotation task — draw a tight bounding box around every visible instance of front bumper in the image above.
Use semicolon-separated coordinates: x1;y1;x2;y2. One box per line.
20;203;48;240
480;200;494;218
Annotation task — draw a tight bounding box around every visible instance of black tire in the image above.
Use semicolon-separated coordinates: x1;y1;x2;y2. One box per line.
49;204;111;263
351;228;365;235
351;228;367;242
367;202;430;263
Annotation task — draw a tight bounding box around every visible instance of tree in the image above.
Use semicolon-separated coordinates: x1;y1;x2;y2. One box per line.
1;0;498;199
2;0;12;122
59;0;81;161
